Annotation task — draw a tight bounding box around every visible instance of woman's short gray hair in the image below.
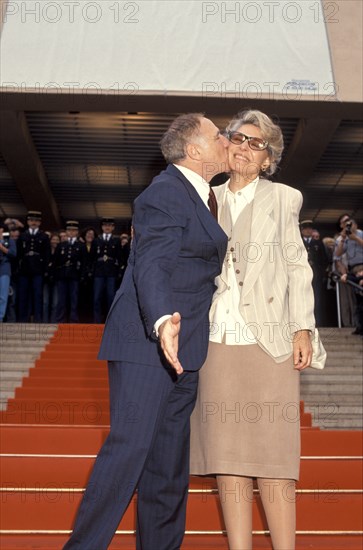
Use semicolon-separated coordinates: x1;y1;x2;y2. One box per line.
226;110;284;176
160;113;204;164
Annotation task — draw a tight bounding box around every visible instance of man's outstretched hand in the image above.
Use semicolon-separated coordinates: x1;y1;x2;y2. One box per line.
159;312;183;374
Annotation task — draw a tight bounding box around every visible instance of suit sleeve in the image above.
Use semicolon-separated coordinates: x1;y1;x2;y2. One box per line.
282;187;315;332
132;180;188;336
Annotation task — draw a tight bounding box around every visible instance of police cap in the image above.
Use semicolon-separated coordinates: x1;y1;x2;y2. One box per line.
299;219;314;228
27;211;42;221
66;220;79;229
101;217;115;225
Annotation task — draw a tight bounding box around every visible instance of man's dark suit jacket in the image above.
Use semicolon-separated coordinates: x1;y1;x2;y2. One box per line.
98;164;228;370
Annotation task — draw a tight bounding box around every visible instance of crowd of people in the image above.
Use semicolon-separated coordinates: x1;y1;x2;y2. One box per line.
299;217;363;334
0;213;130;324
1;210;361;333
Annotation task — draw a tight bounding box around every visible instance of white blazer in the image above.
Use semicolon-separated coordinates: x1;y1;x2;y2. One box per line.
211;178;316;362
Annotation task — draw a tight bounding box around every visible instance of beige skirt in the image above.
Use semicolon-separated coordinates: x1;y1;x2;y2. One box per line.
190;342;301;481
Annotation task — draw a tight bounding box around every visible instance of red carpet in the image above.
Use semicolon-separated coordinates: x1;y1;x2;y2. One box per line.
1;325;362;548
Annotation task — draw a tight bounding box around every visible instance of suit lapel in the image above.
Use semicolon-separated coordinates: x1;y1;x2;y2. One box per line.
167;165;227;269
242;179;277;297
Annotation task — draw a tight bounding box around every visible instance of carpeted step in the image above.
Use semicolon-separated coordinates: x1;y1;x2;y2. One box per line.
2;456;361;489
22;376;108;388
2;425;361;455
1;534;362;550
1;491;362;532
0;405;313;426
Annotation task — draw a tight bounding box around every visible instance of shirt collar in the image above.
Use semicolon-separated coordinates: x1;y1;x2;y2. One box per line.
223;176;259;204
173;164;210;206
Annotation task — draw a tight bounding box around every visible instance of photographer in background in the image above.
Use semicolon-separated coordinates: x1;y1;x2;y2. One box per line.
334;216;363;334
0;222;17;323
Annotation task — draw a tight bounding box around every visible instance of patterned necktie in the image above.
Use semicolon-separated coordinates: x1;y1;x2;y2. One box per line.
208;188;218;220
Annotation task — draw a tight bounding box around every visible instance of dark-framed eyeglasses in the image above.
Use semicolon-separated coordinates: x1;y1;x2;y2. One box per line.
226;131;268;151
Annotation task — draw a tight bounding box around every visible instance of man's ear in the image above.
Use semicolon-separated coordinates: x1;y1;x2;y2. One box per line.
185;141;201;161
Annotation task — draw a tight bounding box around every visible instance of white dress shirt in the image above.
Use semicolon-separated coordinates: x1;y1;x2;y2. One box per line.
173;164;211;209
210;177;259;346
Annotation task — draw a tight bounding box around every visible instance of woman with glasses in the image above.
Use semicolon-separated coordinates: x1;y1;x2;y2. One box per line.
190;110;315;549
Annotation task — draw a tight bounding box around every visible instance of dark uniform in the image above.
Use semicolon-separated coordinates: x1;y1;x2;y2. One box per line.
92;218;121;323
300;220;329;326
17;211;50;322
78;240;95;323
0;224;17;322
54;221;86;323
5;228;21;322
43;243;59;323
117;233;131;288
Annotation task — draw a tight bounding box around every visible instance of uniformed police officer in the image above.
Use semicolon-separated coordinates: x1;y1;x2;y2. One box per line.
300;219;329;326
17;211;50;322
117;232;130;287
54;220;86;323
91;217;121;323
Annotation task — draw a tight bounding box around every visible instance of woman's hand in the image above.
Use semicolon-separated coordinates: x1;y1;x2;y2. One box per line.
293;330;313;371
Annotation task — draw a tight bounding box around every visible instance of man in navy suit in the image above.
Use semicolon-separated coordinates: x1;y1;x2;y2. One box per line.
63;113;229;550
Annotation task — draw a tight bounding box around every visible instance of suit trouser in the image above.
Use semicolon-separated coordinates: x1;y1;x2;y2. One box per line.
56;280;79;323
18;274;43;322
63;361;199;550
93;276;117;323
43;282;58;323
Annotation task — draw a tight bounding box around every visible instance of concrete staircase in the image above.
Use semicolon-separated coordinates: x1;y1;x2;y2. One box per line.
301;327;363;430
0;324;57;410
